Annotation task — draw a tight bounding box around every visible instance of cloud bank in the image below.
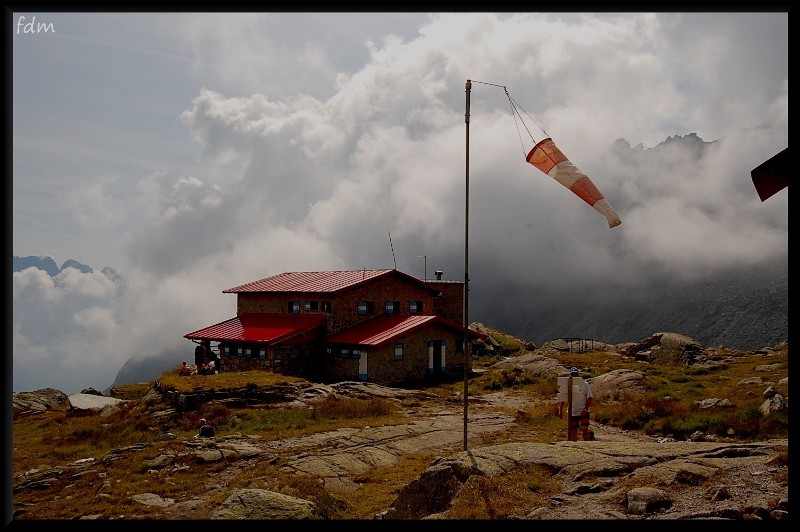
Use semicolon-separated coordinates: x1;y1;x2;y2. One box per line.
12;12;788;393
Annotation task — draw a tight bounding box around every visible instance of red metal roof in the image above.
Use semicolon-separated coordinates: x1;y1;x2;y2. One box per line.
184;313;326;344
222;269;441;294
326;314;486;347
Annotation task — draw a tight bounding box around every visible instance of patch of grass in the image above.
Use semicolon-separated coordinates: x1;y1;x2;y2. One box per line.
157;369;307;394
209;395;406;440
767;447;789;468
336;452;444;518
540;342;788;442
312;394;397;419
443;463;562;519
486;331;525;352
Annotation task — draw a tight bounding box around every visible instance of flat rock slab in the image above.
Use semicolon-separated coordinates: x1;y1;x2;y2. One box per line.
272;411;516;491
68;393;127;410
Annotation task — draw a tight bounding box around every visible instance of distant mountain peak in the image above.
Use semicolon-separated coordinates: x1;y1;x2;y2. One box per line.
60;259;92;274
12;255;60;276
610;133;716;162
12;255;115;277
101;266;122;283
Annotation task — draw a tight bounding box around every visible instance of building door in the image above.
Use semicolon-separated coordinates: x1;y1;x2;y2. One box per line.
429;340;443;375
358;350;368;381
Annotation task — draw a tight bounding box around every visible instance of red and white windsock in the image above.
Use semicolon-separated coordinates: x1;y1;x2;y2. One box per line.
526;138;622;228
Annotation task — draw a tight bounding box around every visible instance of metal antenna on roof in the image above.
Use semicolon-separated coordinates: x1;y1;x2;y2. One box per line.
386;226;397;270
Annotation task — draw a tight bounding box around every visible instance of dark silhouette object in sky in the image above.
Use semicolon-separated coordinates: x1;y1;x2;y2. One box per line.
751;147;788;202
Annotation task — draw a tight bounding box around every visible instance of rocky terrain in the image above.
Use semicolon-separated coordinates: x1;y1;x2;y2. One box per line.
12;338;789;521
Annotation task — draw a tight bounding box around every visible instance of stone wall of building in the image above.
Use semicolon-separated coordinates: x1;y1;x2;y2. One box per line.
218;344;315;377
426;280;465;325
323;323;467;386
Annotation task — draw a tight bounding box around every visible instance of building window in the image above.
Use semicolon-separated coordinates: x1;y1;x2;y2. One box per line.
394;343;404;361
257;346;266;360
304;301;319;312
357;301;374;315
288;300;300;314
223;345;233;357
322;300;332;313
409;300;423;314
351;348;363;359
385;300;400;314
340;348;350;359
237;346;244;358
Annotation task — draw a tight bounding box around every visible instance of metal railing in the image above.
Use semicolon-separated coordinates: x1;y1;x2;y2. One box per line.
561;338;595;354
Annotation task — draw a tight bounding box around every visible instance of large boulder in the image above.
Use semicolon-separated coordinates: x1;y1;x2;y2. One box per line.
211;489;320;520
12;388;70;418
490;353;562;376
623;332;706;365
589;369;646;399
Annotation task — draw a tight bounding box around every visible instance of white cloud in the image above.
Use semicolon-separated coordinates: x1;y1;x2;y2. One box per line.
12;12;788;393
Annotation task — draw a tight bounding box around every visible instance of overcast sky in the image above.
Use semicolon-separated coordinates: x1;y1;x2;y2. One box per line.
11;12;788;394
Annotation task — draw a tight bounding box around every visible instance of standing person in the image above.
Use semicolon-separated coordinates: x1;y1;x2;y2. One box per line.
194;344;206;367
558;367;593;441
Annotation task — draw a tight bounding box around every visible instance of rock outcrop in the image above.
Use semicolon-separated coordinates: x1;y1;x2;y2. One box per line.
381;439;789;520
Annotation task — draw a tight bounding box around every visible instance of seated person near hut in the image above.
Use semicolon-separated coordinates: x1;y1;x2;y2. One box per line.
179;361;191;376
195;418;216;439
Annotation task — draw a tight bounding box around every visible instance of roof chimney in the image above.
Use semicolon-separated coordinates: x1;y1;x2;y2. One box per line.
434;270;443;280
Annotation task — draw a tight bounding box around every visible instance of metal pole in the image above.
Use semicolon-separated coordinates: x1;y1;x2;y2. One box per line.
463;79;471;451
567;374;574;440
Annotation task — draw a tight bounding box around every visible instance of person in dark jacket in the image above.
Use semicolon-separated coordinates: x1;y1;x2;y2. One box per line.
194;345;206;367
195;418;216;439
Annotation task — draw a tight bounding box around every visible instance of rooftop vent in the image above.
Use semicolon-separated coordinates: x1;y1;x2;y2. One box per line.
434;270;443;280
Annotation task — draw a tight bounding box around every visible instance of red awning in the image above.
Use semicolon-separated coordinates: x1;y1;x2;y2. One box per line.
184;313;326;344
326;314;487;347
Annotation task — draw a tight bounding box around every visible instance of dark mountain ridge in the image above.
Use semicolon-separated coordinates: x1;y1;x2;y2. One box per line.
490;260;788;352
13;255;103;276
109;344;188;391
13;255;121;282
12;255;61;276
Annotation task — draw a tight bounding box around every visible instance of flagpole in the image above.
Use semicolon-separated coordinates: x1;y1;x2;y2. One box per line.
463;79;471;451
